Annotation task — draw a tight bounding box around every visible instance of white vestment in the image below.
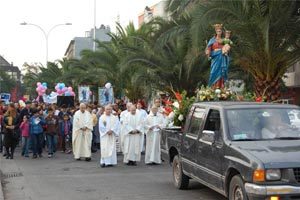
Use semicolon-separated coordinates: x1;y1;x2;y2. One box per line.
99;114;120;165
72;110;93;159
119;110;129;152
137;109;148;152
123;113;144;163
145;113;165;164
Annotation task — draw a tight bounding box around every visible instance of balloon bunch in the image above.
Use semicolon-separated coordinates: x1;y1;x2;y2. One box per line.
65;87;75;96
55;83;75;96
36;82;47;96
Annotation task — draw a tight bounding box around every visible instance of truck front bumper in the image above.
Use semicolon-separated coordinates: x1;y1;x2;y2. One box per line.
245;183;300;199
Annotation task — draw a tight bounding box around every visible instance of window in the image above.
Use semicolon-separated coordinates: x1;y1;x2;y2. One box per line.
203;109;222;142
187;107;205;136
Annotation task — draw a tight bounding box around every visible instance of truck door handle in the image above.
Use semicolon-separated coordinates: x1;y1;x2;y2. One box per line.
213;143;222;149
183;141;189;147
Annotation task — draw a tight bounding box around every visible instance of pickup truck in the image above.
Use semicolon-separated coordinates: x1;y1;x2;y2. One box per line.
161;102;300;200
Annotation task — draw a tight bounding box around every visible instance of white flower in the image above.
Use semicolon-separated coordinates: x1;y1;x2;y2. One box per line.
178;114;184;121
215;89;221;94
173;101;180;109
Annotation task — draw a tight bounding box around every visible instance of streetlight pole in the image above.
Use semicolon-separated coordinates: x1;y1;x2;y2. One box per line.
93;0;97;52
20;22;72;65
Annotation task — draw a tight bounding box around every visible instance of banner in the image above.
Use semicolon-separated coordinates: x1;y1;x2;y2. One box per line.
0;93;10;104
98;87;114;106
43;93;58;104
79;86;90;103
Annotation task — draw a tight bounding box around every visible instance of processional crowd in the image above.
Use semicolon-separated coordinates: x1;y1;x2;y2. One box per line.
0;98;170;167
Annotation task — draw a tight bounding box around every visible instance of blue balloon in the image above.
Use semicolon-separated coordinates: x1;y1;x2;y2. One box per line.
65;91;71;96
42;82;47;88
59;83;64;90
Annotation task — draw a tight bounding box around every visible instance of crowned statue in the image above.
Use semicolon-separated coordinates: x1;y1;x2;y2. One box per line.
205;24;232;89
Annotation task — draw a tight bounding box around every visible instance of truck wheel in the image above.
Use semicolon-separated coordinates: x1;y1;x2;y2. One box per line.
229;175;248;200
172;155;189;189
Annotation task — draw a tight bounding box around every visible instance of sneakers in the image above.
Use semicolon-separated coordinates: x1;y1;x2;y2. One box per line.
48;154;53;158
33;154;37;159
65;150;72;154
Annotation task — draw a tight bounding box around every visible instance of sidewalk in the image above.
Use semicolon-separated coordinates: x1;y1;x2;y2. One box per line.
0;169;4;200
0;153;34;200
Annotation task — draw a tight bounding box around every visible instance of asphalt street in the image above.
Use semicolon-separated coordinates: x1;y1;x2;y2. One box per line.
0;149;227;200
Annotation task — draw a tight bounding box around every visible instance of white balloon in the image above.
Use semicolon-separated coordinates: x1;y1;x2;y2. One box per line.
105;82;112;89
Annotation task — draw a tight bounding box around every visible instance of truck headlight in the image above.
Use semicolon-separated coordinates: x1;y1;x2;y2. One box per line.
266;169;281;181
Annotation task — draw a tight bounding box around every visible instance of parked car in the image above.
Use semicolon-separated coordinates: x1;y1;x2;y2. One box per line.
161;102;300;200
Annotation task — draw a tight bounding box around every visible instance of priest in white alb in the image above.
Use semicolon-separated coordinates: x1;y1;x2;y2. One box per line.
72;103;93;161
99;105;120;167
136;102;147;152
145;106;165;165
119;102;132;152
123;105;144;166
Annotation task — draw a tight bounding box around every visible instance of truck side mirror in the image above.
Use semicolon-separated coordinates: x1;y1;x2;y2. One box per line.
200;130;215;145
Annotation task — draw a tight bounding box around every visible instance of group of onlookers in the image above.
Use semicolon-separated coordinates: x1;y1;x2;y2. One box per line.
0;98;170;169
0;101;76;159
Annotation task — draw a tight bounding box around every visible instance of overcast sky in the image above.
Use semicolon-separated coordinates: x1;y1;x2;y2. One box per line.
0;0;160;69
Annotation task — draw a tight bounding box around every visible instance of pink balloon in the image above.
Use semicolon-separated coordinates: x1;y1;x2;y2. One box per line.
71;91;75;96
57;90;64;95
37;82;41;87
62;87;68;92
68;87;73;92
38;92;43;96
36;88;39;92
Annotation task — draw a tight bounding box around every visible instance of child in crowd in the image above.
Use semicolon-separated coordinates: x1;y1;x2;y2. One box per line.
45;108;59;158
30;109;46;159
59;114;72;154
20;115;30;157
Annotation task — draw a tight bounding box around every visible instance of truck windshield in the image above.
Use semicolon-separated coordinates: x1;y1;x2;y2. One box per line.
226;108;300;141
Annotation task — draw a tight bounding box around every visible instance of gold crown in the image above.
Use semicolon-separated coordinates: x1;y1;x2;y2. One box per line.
213;24;223;30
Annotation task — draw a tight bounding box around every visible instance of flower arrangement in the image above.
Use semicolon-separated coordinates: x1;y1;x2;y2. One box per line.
167;86;268;128
240;92;267;102
172;91;195;127
196;86;236;102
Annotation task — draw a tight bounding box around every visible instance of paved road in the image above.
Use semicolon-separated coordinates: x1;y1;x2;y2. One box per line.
0;149;227;200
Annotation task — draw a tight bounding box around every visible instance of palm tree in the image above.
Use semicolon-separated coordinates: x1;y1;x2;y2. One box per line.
191;0;300;100
77;22;156;100
166;0;198;18
121;17;210;97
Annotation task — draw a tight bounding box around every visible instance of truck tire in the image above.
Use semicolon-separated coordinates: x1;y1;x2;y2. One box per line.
172;155;189;189
229;175;248;200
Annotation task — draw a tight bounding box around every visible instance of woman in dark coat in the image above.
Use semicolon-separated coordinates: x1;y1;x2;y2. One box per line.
3;103;19;159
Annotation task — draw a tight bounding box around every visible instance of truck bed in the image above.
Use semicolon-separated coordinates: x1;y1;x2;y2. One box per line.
161;127;183;163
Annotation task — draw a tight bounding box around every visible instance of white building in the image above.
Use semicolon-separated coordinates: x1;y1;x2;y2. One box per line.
64;25;111;60
138;0;169;27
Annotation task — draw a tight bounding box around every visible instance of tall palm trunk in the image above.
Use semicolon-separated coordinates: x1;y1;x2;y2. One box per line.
254;76;281;102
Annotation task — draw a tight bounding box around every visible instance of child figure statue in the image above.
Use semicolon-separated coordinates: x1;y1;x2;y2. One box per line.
222;30;233;55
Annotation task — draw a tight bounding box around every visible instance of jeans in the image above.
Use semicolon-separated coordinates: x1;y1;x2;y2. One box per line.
0;133;3;152
46;134;56;155
31;133;43;155
22;137;30;156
